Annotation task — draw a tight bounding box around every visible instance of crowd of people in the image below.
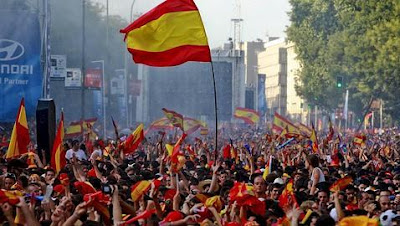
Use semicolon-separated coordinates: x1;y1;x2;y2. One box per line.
1;126;400;226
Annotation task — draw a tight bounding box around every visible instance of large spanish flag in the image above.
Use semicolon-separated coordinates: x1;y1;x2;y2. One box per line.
6;98;30;159
123;123;144;154
120;0;211;67
162;108;184;130
234;107;260;124
51;112;65;173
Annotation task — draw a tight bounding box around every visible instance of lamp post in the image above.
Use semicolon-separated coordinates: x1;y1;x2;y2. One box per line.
124;0;137;127
91;60;106;138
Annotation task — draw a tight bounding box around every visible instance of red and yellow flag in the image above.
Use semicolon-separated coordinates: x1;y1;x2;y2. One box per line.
51;112;65;173
310;123;319;153
65;121;82;138
131;180;151;202
204;195;223;212
278;180;298;209
149;117;174;130
330;176;353;192
162;108;184;130
6;98;30;159
200;127;208;135
263;156;273;180
353;134;366;146
183;117;202;135
297;123;312;137
0;189;23;205
229;182;251;203
234;107;260;124
123;123;144;154
120;0;211;67
272;112;300;135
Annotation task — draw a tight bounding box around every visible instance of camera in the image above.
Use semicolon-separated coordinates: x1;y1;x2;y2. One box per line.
101;184;113;195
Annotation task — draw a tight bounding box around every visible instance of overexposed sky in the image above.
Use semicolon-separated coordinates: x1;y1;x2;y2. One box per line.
98;0;291;48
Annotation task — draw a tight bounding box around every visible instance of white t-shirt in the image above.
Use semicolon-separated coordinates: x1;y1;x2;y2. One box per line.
311;167;325;184
65;149;87;161
90;149;102;161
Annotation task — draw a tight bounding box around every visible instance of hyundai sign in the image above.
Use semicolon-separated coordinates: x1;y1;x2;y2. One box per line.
0;10;42;122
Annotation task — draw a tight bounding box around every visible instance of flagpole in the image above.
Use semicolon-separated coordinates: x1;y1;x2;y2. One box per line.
210;61;218;160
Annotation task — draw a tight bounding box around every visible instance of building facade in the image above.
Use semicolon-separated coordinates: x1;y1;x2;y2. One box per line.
258;38;288;118
136;46;245;127
257;39;307;122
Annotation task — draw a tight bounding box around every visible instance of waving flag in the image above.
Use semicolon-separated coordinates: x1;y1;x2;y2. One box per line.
65;121;82;138
278;180;298;209
51;112;65;173
297;123;312;137
330;176;353;192
0;189;23;205
183;117;202;135
162;108;184;130
6;98;30;159
262;156;273;180
273;112;300;135
120;0;211;67
131;180;151;202
149;117;174;130
234;107;260;124
310;123;319;153
123;124;144;154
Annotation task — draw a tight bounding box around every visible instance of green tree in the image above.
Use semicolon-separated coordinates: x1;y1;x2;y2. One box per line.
288;0;400;120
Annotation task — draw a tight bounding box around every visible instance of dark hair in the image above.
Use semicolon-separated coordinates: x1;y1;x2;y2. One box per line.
316;215;335;226
46;168;55;175
307;154;319;168
72;140;79;146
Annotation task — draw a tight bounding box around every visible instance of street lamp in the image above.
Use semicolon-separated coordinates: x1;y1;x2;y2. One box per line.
91;60;106;138
124;0;137;127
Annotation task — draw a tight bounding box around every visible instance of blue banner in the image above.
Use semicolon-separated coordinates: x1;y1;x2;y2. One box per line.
258;74;267;117
0;10;42;122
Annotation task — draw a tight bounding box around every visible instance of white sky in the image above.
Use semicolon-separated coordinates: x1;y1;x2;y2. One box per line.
99;0;291;48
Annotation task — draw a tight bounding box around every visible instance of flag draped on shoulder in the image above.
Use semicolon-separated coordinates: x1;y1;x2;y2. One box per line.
123;124;144;154
51;112;65;173
120;0;211;67
162;108;184;130
6;98;30;159
234;107;260;124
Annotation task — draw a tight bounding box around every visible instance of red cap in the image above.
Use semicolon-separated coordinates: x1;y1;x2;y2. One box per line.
162;211;184;222
53;184;65;194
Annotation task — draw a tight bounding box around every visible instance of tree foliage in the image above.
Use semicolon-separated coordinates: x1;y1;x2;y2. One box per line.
287;0;400;119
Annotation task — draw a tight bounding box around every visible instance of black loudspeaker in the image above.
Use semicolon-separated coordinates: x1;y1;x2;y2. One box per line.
36;99;56;164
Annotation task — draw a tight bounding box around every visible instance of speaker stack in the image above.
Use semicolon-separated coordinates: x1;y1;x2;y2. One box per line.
36;99;56;164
